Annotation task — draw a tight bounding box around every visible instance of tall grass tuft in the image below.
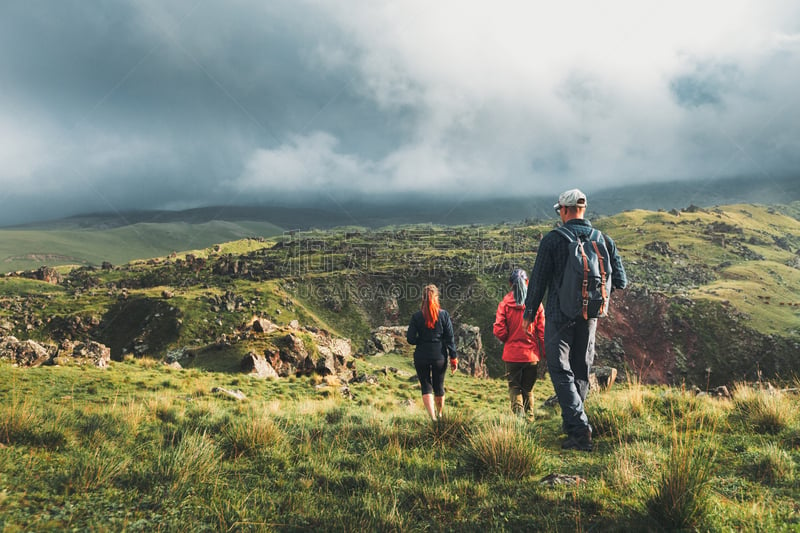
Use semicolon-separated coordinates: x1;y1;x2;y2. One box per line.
461;419;544;479
644;422;717;531
220;406;286;458
621;375;649;418
0;397;43;445
157;430;221;496
742;443;795;485
67;444;131;492
429;408;479;448
0;398;67;449
732;383;793;435
606;441;664;492
590;404;631;440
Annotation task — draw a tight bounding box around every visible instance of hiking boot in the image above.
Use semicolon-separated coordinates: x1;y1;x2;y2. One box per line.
523;392;535;422
509;392;524;415
561;429;593;451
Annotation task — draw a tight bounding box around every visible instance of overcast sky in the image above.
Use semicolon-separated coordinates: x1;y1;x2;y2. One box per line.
1;1;798;225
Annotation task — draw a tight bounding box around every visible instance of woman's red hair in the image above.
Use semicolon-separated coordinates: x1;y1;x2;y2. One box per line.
421;284;440;329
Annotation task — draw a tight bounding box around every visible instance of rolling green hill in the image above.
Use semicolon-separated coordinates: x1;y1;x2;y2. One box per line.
0;220;284;273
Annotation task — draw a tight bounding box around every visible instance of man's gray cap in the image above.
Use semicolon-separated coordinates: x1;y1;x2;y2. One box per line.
554;189;588;210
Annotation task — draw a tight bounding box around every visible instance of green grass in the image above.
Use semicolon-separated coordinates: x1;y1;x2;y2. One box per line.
1;360;799;531
0;221;282;273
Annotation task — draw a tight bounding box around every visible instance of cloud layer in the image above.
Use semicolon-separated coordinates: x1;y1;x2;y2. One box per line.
1;0;798;224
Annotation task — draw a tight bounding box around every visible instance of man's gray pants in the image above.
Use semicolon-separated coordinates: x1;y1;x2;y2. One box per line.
545;317;596;437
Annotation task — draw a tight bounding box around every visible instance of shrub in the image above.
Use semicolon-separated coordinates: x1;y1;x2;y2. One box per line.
461;419;544;479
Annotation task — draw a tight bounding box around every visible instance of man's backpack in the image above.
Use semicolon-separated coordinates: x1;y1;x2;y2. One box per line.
555;226;613;320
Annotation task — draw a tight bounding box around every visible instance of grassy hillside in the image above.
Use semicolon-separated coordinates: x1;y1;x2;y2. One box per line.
1;202;799;530
0;203;798;387
0;221;284;273
0;357;798;530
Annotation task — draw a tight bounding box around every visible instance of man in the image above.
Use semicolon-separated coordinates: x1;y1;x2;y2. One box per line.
523;189;627;451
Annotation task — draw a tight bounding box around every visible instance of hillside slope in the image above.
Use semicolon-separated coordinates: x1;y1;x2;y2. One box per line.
0;220;284;273
1;203;798;386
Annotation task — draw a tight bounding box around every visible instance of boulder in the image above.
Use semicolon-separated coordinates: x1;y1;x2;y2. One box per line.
270;330;353;379
454;324;488;378
364;326;408;355
67;340;112;367
589;366;618;391
540;473;586;486
0;336;51;367
251;317;278;334
240;351;279;379
211;387;246;401
25;266;63;284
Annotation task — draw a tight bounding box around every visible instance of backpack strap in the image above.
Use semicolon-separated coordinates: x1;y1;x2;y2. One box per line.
591;239;608;317
589;229;612;317
554;225;576;242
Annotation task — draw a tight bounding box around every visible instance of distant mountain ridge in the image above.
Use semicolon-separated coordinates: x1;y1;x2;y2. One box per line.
8;174;799;231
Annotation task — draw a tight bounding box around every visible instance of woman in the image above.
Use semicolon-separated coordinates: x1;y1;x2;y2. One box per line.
493;268;545;420
407;284;458;421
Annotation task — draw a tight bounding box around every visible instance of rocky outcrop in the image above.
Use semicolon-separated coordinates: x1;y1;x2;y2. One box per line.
364;326;409;355
363;323;488;378
252;328;354;380
19;266;63;285
454;324;488;378
57;340;112;367
0;336;111;367
0;336;52;367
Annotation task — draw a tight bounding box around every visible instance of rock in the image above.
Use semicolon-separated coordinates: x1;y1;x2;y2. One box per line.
22;266;63;284
352;373;379;385
0;336;52;367
543;395;559;407
240;351;279;379
454;324;488;378
712;385;731;399
161;290;174;299
288;319;300;329
251;317;278;334
66;340;112;367
211;387;246;401
644;241;674;256
589;366;618;391
271;330;353;379
540;473;586;486
364;326;408;355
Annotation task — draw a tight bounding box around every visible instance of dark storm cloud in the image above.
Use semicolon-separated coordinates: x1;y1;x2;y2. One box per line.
1;1;799;225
